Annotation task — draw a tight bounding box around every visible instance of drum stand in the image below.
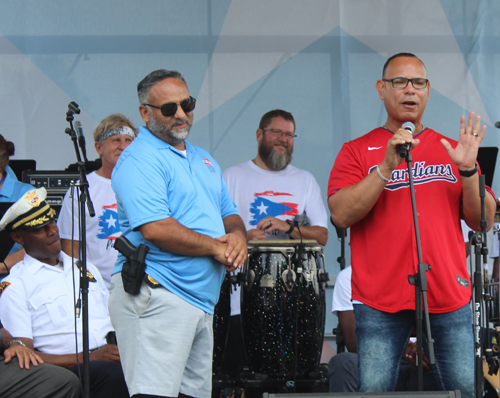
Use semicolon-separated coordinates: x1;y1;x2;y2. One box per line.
403;150;436;391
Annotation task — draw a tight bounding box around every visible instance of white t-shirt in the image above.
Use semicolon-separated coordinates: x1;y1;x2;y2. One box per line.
332;266;353;316
223;161;328;235
57;171;120;287
223;160;328;315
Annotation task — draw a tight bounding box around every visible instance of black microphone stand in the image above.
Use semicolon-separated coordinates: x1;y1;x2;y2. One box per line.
331;219;347;272
470;175;488;398
65;101;95;398
78;134;89;164
331;219;347;353
404;150;435;391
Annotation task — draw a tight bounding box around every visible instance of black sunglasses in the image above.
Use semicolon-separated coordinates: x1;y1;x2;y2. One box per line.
144;96;196;117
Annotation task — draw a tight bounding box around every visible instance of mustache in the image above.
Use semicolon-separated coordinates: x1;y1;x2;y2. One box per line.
172;118;190;126
48;236;60;245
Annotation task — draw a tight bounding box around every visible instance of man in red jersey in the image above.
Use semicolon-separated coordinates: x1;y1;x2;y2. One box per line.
327;52;495;398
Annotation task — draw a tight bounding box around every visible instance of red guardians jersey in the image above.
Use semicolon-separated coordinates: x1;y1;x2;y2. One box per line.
328;127;494;313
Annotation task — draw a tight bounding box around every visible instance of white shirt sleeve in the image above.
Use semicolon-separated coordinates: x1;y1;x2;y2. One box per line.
57;186;79;240
331;266;353;316
461;220;473;243
303;175;328;229
0;275;34;340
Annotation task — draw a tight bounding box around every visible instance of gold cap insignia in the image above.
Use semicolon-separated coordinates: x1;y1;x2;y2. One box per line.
24;190;42;207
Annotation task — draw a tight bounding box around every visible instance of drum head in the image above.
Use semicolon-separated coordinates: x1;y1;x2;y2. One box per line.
248;239;318;247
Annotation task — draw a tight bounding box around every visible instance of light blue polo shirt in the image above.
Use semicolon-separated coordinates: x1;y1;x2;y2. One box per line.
111;126;238;314
0;168;33;202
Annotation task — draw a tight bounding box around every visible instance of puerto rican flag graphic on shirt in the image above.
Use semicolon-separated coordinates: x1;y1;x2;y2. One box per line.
97;203;120;240
249;190;298;225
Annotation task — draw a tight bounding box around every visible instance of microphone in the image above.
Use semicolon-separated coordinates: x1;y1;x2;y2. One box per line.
74;121;89;162
495;121;500;129
399;121;416;158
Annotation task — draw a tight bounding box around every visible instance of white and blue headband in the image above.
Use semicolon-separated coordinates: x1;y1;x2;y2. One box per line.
98;125;136;143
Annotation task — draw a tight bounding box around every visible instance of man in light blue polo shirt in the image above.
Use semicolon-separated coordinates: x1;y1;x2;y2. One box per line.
108;69;247;398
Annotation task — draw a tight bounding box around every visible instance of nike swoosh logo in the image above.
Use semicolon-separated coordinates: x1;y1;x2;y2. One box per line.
368;146;383;150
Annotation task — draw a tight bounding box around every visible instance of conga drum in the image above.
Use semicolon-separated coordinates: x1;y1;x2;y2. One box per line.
240;240;327;380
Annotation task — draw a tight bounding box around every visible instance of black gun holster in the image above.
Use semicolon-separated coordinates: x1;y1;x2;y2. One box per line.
114;235;149;295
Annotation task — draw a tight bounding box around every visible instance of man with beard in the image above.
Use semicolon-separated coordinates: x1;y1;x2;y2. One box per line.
221;109;328;378
223;109;328;244
108;69;247;398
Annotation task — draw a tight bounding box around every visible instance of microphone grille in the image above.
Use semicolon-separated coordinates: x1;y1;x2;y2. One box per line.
74;120;82;129
402;121;416;135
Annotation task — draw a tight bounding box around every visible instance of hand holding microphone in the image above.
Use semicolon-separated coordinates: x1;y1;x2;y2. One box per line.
399;121;416;158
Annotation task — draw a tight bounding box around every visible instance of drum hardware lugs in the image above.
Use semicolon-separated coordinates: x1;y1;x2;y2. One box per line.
260;274;275;288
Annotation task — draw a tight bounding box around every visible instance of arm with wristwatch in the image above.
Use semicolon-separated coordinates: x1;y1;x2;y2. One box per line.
0;320;43;369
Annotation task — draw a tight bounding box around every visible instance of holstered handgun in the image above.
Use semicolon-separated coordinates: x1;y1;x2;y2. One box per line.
114;235;149;295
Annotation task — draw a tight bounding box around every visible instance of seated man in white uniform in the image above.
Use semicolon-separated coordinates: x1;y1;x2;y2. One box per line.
58;114;137;288
222;109;329;377
0;188;129;398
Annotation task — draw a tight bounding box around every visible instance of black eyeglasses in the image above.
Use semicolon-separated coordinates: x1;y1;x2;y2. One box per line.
143;96;196;117
383;77;429;89
262;128;297;140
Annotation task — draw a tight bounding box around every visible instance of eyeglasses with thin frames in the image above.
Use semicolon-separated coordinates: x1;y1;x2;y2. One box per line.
143;96;196;117
262;128;297;140
383;77;429;89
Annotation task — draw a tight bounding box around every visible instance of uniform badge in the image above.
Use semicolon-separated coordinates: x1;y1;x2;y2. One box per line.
145;274;161;288
86;269;97;282
0;281;11;296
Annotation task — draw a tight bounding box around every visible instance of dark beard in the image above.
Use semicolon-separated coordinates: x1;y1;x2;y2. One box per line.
258;142;292;171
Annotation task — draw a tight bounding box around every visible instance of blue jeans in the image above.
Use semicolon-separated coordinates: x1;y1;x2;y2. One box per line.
354;303;474;398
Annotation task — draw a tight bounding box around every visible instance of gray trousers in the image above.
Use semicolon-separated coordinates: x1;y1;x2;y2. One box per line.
0;355;81;398
328;352;359;392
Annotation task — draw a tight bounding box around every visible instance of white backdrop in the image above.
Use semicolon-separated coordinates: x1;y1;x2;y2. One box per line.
1;0;500;342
